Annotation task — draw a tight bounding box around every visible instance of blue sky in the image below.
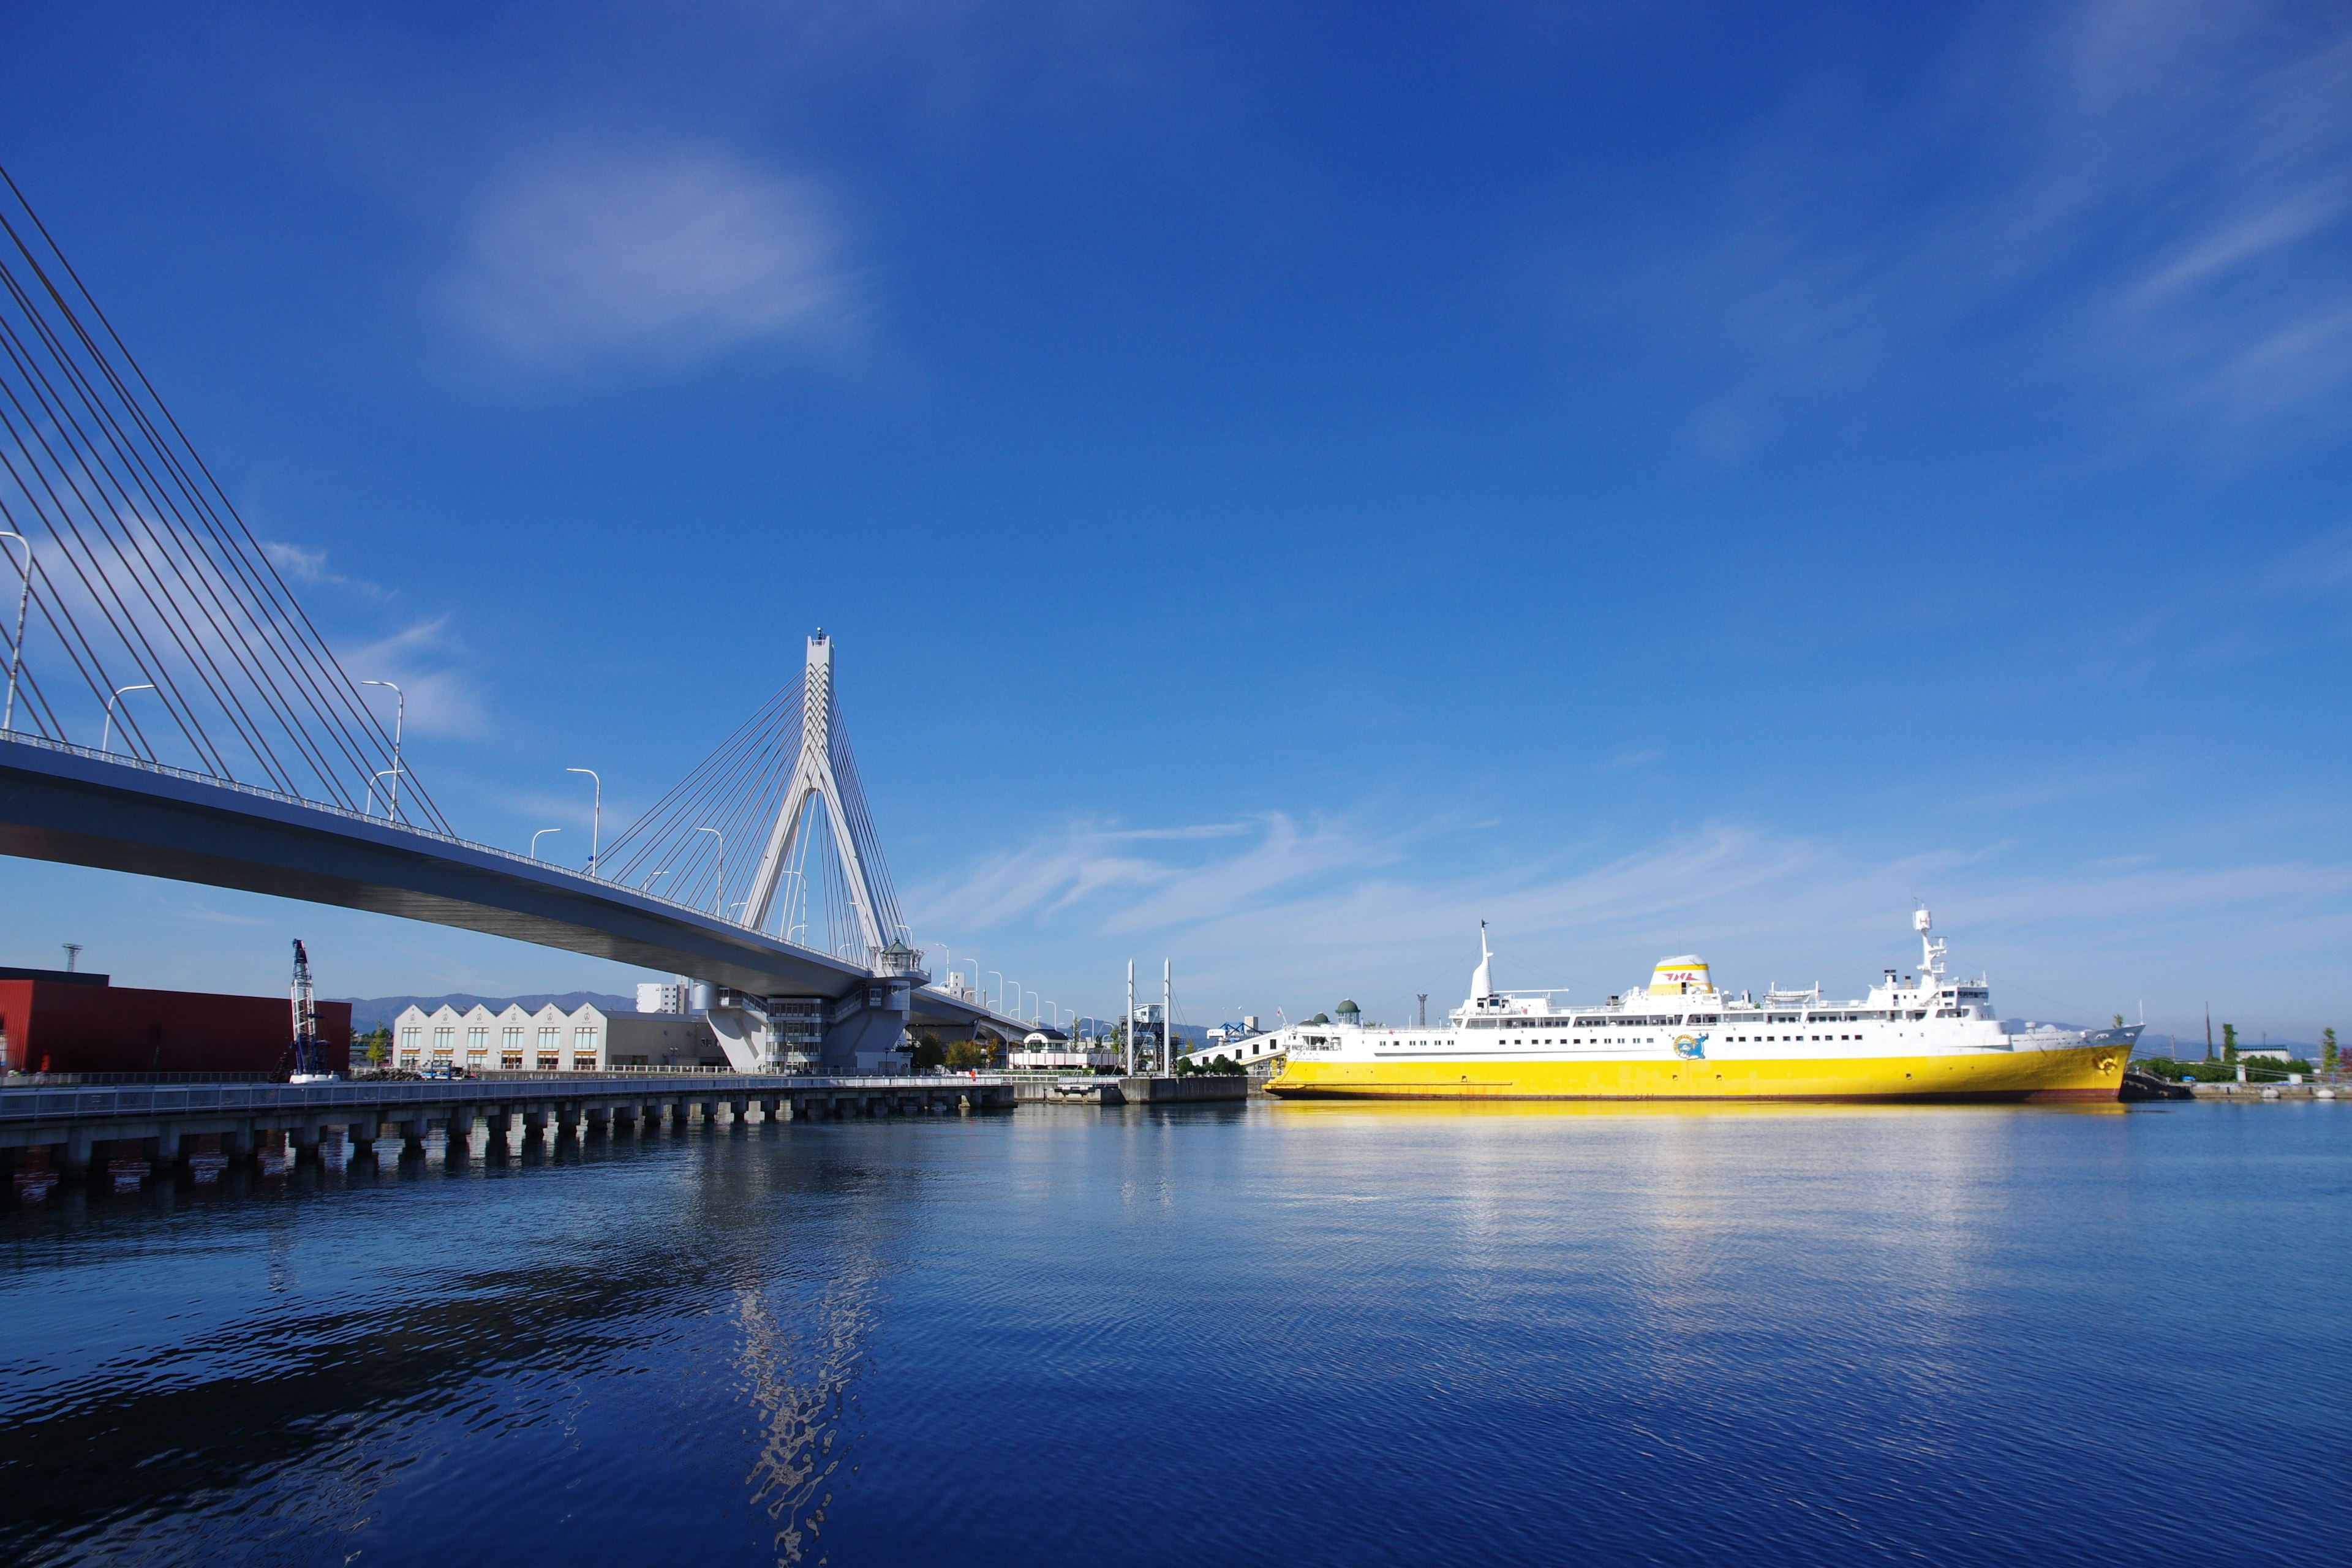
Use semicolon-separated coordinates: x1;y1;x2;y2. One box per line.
2;1;2348;1044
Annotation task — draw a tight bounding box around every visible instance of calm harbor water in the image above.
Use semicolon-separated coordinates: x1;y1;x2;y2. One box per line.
2;1099;2345;1566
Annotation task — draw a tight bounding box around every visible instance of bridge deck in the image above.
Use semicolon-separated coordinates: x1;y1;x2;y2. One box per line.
0;734;1031;1037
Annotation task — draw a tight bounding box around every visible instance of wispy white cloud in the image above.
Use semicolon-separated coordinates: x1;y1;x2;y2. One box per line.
266;540;387;599
1662;1;2352;439
446;143;858;376
908;807;2352;1032
339;614;487;739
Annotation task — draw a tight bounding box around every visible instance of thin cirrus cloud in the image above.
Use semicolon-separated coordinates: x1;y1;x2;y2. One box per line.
908;809;2352;1027
1664;1;2352;437
445;145;857;377
338;615;487;741
264;540;386;599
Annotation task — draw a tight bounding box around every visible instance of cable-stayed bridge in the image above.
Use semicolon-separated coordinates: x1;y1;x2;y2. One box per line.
0;171;1035;1071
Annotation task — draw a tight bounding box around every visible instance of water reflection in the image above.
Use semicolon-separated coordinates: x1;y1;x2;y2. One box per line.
1;1104;2340;1568
737;1270;878;1565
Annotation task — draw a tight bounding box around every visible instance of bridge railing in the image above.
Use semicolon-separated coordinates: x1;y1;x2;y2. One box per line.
1;1070;276;1086
0;1072;1026;1123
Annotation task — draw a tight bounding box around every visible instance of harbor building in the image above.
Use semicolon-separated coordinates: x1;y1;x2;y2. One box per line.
390;1000;724;1072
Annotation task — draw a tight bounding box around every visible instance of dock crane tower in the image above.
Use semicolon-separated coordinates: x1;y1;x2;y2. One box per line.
287;939;334;1082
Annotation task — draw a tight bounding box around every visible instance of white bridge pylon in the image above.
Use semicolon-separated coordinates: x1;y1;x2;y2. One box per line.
597;628;908;970
742;633;887;959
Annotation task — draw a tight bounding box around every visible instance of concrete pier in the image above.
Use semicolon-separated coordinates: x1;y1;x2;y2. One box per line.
0;1072;1031;1191
1010;1075;1248;1105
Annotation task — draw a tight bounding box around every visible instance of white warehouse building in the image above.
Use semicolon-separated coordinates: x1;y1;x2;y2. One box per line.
391;1000;725;1072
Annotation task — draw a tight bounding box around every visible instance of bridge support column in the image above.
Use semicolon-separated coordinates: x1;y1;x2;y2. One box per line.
821;981;915;1076
760;1097;782;1122
348;1121;379;1155
586;1105;610;1134
522;1106;548;1139
481;1109;510;1141
728;1097;750;1125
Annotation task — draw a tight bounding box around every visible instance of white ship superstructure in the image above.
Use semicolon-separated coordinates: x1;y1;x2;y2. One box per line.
1263;911;2138;1101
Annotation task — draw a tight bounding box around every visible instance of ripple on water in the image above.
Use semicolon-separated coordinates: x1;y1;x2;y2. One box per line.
0;1104;2345;1567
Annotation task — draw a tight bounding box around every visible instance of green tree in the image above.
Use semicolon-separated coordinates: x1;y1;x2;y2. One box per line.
944;1039;989;1071
910;1031;945;1072
361;1027;390;1068
2222;1023;2239;1059
2324;1028;2339;1072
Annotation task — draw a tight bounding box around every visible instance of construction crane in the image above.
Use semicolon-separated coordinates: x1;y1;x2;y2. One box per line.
287;938;334;1082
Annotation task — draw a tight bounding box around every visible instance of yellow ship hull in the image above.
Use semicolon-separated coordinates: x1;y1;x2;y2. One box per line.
1265;1042;2124;1102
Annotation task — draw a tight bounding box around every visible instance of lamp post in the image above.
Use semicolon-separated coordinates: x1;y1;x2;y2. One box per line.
696;827;725;917
567;767;601;875
365;769;400;816
531;827;561;859
99;682;156;755
0;531;29;734
360;680;404;820
989;971;1005;1012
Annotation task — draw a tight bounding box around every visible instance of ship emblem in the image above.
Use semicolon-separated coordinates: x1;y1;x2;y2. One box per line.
1673;1034;1707;1060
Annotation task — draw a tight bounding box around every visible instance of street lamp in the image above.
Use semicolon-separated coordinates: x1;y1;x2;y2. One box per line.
989;971;1004;1012
0;531;29;734
696;827;725;916
531;827;562;859
567;767;601;875
1044;1000;1059;1027
360;680;404;820
99;682;155;754
365;769;400;816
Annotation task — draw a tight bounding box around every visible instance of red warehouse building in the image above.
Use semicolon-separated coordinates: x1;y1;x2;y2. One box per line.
0;967;352;1076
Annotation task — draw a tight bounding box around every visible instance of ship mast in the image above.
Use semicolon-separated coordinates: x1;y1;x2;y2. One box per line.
1915;907;1947;985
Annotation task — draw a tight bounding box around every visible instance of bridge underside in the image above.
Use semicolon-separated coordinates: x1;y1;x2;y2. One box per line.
0;740;1033;1060
0;741;883;998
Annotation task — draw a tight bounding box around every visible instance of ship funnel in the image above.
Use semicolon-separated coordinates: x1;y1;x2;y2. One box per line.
1470;922;1493;1000
1649;956;1713;997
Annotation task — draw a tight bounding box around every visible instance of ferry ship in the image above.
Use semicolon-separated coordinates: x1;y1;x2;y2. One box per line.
1264;910;2136;1101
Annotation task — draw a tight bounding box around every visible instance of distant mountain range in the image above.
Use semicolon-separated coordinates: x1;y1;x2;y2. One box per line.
333;992;638;1036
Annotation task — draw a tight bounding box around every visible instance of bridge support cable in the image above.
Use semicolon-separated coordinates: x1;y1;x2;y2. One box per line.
598;632;907;969
598;675;804;913
0;167;451;834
